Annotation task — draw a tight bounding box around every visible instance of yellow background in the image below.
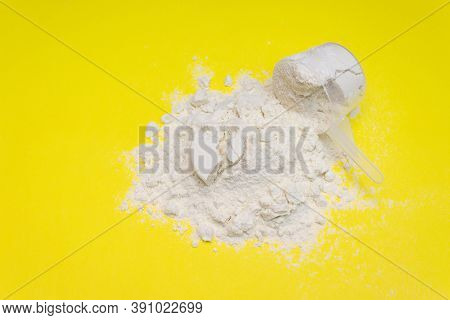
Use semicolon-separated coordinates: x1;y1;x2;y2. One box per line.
0;0;449;299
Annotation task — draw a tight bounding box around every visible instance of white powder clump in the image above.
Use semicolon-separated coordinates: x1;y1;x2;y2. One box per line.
224;75;233;87
124;73;361;249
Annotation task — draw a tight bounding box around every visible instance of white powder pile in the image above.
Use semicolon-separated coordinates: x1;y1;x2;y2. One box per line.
123;64;364;249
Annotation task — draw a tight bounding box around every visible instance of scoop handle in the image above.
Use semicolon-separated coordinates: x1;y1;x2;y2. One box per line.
326;118;384;183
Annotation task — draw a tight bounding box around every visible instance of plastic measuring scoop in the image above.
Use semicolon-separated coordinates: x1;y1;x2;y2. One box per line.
320;51;384;184
273;42;384;183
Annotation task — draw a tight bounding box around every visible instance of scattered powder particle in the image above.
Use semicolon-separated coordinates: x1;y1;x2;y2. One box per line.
224;75;233;87
161;114;173;124
145;121;159;138
197;74;211;89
